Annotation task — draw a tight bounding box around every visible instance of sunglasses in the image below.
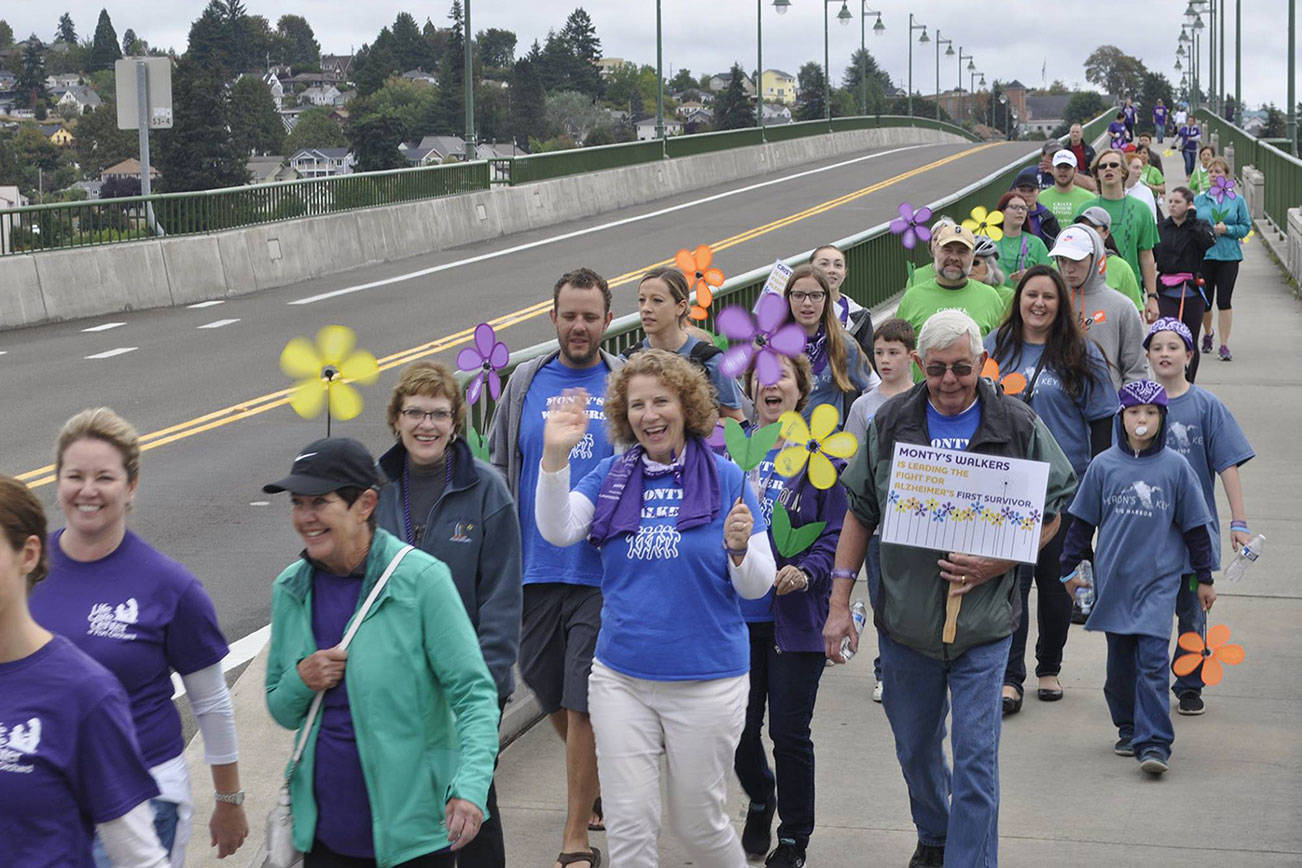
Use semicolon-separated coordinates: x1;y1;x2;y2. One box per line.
1097;161;1123;170
924;362;975;378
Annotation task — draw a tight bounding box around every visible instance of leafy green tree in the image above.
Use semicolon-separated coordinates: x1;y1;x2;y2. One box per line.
509;55;546;144
56;13;76;44
230;75;286;155
715;63;754;130
275;15;320;70
0;21;13;49
795;61;827;121
284;107;346;153
1083;45;1144;100
1062;91;1108;127
545;90;606;141
477;28;516;72
353;29;398;96
346;96;408;170
1261;103;1287;138
1138;72;1175;133
89;9;122;72
16;42;48;110
477;84;510;141
668;68;696;94
361;76;439;141
842;48;892;114
74;101;138;176
155;56;248;191
436;1;467;134
601;62;644;114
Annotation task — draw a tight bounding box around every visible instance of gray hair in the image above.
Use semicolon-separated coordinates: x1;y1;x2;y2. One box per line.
917;310;983;360
978;256;1005;287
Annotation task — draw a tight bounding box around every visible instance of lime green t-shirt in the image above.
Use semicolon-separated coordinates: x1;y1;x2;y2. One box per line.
1104;253;1144;312
895;278;1009;337
1189;166;1211;194
1075;196;1158;283
1039;186;1095;227
993;232;1051;285
1140;165;1165;190
908;262;936;288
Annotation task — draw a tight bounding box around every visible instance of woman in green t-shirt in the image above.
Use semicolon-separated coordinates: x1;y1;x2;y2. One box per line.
993;192;1051;287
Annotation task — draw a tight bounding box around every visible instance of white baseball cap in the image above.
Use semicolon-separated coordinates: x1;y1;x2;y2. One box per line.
1052;149;1077;167
1049;226;1095;261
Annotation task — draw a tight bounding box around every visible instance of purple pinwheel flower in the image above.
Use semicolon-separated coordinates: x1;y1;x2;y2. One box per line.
457;322;510;403
889;202;934;250
715;293;806;386
1209;175;1237;204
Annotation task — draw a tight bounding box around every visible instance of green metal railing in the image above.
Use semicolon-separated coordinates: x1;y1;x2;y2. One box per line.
459;109;1113;433
1196;109;1302;233
0;160;490;256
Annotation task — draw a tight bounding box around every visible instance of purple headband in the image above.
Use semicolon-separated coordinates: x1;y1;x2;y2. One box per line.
1143;317;1194;351
1118;379;1169;409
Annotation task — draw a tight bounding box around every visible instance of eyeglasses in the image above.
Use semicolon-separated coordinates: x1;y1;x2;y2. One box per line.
401;408;453;423
789;290;827;303
924;362;975;378
1097;161;1123;170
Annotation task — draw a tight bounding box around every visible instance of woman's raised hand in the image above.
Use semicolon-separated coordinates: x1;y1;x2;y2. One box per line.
542;388;591;472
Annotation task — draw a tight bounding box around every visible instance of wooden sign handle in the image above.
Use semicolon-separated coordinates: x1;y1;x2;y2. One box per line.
943;593;962;644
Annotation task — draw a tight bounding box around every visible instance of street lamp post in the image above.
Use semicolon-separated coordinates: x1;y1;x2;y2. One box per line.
1288;0;1297;152
824;1;853;121
464;0;475;153
858;3;885;116
970;70;983;125
1234;0;1241;125
655;0;664;151
907;14;929;117
934;30;953;121
957;49;973;121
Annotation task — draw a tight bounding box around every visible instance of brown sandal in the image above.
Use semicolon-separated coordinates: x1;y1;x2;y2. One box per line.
587;796;605;832
556;846;601;868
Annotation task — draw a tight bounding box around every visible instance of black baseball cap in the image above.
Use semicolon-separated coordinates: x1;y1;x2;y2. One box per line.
263;438;380;495
1011;167;1040;190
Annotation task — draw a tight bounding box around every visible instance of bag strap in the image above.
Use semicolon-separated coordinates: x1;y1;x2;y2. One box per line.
286;544;414;773
1021;350;1050;405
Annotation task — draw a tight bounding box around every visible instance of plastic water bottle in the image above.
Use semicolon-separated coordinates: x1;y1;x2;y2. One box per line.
1223;534;1265;583
839;600;868;662
1072;561;1095;614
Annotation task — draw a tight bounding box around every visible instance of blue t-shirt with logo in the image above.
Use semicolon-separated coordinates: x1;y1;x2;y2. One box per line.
31;530;229;766
984;337;1117;476
925;399;981;450
1164;386;1254;571
1067;446;1211;638
574;451;766;680
739;447;786;623
640;335;744;411
518;359;615;587
0;636;159;866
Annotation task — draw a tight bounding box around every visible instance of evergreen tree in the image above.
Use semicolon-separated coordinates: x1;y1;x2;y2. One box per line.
346;95;408;170
275;15;320;71
284;107;346;153
668;68;695;94
186;3;227;72
843;48;891;114
509;55;546;145
1138;72;1175;132
391;13;428;71
155;56;248;191
422;19;446;71
715;63;754;130
353;29;398;96
16;42;48;110
230;75;286;156
56;13;76;44
121;28;140;55
477;28;516;72
0;21;13;50
436;1;467;134
795;62;827;121
89;9;122;72
558;8;602;97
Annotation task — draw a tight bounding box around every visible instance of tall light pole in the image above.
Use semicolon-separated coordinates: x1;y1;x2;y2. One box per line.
907;14;929;117
857;3;885;115
824;1;853;121
934;30;953;121
1234;0;1241;125
464;0;475;152
761;0;794;140
655;0;664;152
957;48;974;122
1288;0;1297;152
971;70;983;125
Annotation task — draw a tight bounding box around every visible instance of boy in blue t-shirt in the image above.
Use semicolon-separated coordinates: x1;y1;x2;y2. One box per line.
1145;318;1255;715
1060;380;1215;776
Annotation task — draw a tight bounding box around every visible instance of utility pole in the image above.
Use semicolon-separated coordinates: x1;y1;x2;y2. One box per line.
1288;0;1297;153
464;0;475;154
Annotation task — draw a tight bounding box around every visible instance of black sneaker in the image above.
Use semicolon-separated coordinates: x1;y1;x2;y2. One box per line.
765;840;806;868
1113;737;1135;756
741;801;775;858
1139;749;1169;775
908;842;945;867
1177;692;1205;715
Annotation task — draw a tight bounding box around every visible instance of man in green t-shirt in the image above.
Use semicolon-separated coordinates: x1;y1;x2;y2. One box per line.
1075;148;1158;321
1039;150;1097;226
896;224;1008;337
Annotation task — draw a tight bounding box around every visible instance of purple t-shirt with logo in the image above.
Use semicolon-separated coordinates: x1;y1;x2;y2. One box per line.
0;635;159;866
30;530;229;766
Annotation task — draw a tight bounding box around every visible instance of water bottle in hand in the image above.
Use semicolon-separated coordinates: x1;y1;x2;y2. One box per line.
1072;561;1095;614
1224;534;1265;583
839;600;868;662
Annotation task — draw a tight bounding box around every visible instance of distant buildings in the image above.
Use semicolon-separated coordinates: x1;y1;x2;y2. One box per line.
289;148;355;178
760;70;796;106
635;117;683;140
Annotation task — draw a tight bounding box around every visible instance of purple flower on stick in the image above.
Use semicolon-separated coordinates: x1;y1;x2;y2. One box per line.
716;293;806;386
457;322;510;403
889;202;933;250
1209;175;1237;204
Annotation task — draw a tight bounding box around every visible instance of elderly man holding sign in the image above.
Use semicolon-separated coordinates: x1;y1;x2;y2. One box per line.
823;310;1076;868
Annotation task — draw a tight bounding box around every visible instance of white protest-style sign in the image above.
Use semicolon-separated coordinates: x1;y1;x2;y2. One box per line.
761;260;794;297
881;442;1051;564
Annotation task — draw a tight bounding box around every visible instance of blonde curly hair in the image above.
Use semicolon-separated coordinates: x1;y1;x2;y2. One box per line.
604;349;719;446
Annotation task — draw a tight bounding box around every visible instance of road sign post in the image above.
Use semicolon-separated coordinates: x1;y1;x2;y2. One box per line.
115;58;173;235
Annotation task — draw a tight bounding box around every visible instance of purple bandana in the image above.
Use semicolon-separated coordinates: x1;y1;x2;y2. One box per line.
588;437;721;546
804;327;829;375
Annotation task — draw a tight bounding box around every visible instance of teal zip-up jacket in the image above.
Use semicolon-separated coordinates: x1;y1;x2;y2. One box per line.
265;528;500;866
1192;190;1251;262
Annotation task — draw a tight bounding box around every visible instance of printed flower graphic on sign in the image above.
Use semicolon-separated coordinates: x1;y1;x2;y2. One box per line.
774;405;858;490
1174;624;1245;687
716;293;806;386
962;206;1004;241
889;202;934;250
457;322;511;404
280;325;379;434
980;357;1027;396
675;245;725;320
1208;175;1237;205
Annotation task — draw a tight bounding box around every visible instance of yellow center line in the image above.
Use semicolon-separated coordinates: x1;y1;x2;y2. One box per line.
14;142;1003;488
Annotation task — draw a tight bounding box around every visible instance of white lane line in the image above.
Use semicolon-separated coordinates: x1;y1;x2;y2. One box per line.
84;347;138;359
197;318;241;329
82;321;126;332
290;143;943;305
187;300;226;308
171;624;271;699
0;350;7;356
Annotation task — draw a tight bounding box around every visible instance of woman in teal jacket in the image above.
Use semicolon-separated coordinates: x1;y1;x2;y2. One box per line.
263;437;500;868
1193;156;1252;361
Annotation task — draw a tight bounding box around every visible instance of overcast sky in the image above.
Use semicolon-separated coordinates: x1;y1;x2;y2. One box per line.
7;1;1299;109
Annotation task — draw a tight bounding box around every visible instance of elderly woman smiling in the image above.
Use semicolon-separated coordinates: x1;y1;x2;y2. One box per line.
536;349;775;868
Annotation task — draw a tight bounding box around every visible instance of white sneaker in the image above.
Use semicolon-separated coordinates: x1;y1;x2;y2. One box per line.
872;680;884;703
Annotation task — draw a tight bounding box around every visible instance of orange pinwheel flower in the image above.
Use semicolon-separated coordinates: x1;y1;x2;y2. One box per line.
675;244;725;320
1173;624;1246;687
980;357;1027;396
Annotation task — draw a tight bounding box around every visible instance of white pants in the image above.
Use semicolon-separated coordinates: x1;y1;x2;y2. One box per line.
588;661;749;868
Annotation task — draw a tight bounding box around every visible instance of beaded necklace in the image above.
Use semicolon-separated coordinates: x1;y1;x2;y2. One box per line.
402;448;454;544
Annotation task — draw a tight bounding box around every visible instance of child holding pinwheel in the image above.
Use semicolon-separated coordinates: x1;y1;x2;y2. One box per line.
1059;380;1216;776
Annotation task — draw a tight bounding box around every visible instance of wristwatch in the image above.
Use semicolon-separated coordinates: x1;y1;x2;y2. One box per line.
214;790;245;805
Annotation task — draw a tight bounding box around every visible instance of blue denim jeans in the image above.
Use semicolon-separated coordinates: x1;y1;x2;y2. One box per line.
1104;632;1174;760
865;535;884;681
878;631;1010;866
733;621;827;850
1172;575;1206;697
93;798;179;865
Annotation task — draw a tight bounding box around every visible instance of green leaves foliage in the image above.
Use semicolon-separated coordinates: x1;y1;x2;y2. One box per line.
772;502;825;559
723;419;780;472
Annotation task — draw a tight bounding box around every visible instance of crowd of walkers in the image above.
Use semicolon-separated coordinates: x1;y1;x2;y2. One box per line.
0;109;1259;868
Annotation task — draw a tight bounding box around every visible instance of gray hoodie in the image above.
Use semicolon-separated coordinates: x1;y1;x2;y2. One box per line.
1070;227;1149;389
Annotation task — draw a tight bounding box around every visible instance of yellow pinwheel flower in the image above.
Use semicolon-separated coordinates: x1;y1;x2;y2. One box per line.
773;404;859;490
962;206;1005;241
279;325;380;423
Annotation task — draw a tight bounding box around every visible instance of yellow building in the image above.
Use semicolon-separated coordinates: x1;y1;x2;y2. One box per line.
40;124;75;147
762;69;797;106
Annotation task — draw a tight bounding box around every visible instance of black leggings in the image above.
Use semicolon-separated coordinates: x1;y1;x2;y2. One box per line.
1005;516;1074;689
1157;293;1206;382
1202;260;1240;311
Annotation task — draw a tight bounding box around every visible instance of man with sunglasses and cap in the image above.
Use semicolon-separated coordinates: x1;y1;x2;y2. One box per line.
1076;149;1160;315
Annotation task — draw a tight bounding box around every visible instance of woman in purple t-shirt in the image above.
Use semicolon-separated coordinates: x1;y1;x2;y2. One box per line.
0;475;169;866
29;409;249;864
